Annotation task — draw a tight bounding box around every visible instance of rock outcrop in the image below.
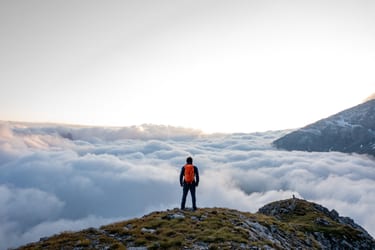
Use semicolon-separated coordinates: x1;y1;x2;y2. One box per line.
16;199;375;250
258;198;374;249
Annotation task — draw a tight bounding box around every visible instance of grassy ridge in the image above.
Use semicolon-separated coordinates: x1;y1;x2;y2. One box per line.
16;199;374;250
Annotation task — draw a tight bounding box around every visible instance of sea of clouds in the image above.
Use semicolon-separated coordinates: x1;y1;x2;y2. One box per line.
0;121;374;249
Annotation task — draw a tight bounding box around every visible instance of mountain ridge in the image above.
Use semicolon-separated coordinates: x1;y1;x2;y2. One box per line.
15;198;375;250
273;99;375;156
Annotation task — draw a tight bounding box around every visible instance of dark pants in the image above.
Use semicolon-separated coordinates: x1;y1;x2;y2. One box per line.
181;182;196;210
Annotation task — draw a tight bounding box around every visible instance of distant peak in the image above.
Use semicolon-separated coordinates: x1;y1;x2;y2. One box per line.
364;92;375;102
273;99;375;156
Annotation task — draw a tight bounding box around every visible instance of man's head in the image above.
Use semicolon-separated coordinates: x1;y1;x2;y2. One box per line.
186;156;193;164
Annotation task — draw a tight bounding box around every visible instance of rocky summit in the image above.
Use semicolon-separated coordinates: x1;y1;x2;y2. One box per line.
16;198;375;250
273;99;375;157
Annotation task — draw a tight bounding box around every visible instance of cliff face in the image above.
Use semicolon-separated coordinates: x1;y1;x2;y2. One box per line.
16;199;375;250
273;99;375;157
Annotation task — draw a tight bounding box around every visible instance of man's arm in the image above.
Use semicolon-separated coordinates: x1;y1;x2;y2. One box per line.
194;166;199;186
179;167;184;186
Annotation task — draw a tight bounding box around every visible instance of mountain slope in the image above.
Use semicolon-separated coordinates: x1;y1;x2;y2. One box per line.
273;99;375;156
16;199;375;249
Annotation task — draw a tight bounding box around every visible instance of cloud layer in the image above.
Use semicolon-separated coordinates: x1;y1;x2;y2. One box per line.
0;122;374;249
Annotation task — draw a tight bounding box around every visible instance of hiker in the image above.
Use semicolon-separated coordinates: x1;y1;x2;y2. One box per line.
180;156;199;210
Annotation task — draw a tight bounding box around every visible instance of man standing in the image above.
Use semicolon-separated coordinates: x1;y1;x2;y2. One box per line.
180;156;199;210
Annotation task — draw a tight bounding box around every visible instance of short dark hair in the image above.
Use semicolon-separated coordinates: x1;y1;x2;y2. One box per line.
186;156;193;164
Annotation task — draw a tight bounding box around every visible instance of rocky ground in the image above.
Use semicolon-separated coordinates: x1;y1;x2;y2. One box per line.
15;198;375;250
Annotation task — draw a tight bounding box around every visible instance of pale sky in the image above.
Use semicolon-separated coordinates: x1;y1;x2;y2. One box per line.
1;0;374;133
